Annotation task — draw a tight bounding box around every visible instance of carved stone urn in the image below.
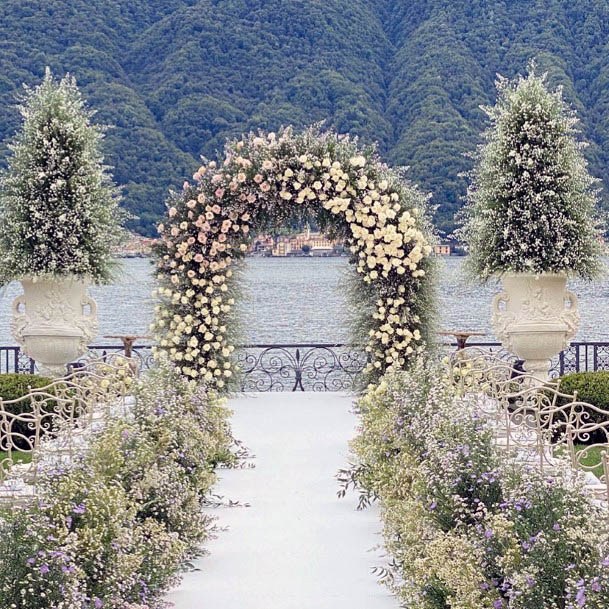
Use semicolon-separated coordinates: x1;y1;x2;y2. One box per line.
11;277;98;376
492;273;579;381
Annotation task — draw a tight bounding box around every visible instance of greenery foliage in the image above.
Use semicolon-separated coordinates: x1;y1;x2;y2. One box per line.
458;67;602;280
153;126;436;390
0;373;54;401
3;2;609;235
0;70;125;284
557;370;609;430
0;364;235;608
344;358;609;608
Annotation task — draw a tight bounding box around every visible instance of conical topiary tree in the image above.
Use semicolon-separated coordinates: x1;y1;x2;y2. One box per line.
458;66;603;281
0;68;124;284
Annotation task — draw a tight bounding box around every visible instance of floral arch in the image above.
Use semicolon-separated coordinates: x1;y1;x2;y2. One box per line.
152;127;435;392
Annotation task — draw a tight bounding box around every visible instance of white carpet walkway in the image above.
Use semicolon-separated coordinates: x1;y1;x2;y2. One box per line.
166;392;399;609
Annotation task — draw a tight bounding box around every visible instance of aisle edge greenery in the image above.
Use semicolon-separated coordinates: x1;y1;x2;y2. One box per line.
342;358;609;609
153;126;436;390
0;364;236;609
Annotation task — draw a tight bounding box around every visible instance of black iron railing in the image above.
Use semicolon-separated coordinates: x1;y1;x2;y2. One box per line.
2;340;609;390
0;344;155;375
0;346;36;374
235;343;368;392
461;341;606;378
83;344;155;371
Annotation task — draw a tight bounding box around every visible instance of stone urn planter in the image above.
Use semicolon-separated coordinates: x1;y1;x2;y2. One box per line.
11;277;98;376
492;274;579;381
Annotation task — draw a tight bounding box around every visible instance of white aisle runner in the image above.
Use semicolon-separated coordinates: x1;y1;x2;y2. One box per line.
166;392;398;609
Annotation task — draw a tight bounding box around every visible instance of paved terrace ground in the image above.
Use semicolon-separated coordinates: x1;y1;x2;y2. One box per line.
167;392;398;609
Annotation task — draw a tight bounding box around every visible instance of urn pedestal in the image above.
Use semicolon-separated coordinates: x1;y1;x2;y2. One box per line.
492;274;579;382
11;277;98;377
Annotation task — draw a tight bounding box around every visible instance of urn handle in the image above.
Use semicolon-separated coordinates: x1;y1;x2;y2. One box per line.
11;295;28;345
82;296;97;319
491;291;511;345
562;290;580;342
12;295;26;316
565;290;579;313
492;292;508;315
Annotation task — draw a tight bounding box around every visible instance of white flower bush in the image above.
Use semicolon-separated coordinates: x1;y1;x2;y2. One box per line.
0;69;124;284
153;127;436;390
458;66;603;280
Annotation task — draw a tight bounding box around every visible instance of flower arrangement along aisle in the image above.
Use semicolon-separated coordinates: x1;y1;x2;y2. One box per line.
342;359;609;609
458;65;603;379
0;69;125;374
152;127;437;391
0;364;236;609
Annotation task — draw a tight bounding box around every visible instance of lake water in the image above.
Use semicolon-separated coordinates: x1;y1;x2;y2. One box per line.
0;256;608;345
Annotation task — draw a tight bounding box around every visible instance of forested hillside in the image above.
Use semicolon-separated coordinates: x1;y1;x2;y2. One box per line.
1;0;608;235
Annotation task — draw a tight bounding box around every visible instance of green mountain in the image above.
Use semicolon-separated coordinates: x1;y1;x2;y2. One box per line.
1;0;609;235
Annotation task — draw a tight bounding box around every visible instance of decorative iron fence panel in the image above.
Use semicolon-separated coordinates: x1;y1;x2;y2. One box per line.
555;342;609;375
0;345;154;375
82;345;155;371
0;346;36;374
235;344;368;392
2;340;609;389
461;341;609;378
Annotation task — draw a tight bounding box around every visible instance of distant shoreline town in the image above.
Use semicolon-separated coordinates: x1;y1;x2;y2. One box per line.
113;231;462;258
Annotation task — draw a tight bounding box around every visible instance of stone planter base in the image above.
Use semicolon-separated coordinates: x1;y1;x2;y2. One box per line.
11;277;98;377
492;273;579;381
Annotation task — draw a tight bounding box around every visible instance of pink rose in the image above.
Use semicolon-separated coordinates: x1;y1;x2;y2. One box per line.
194;254;204;263
215;188;225;199
260;182;270;192
168;207;177;217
